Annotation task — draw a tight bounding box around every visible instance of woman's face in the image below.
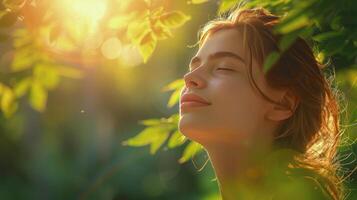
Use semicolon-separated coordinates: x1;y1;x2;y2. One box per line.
178;28;278;147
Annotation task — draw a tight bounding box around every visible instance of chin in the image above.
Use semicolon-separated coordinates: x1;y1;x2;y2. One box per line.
178;119;212;145
178;121;195;139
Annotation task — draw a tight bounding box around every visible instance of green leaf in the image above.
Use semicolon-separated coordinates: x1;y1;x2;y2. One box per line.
13;28;31;48
11;47;36;72
34;64;60;90
167;88;181;108
138;31;157;63
127;20;150;44
122;126;171;154
161;79;184;92
152;21;173;40
179;141;203;163
139;118;164;126
168;130;187;148
159;11;191;29
151;6;164;18
122;127;160;146
150;130;169;154
278;27;313;51
278;32;298;51
263;51;280;73
189;0;210;4
29;80;47;112
312;31;343;42
273;5;314;35
1;87;18;117
139;114;179;127
168;113;180;124
276;15;309;34
14;77;32;97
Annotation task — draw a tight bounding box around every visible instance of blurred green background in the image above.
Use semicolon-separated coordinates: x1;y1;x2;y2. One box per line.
0;0;356;199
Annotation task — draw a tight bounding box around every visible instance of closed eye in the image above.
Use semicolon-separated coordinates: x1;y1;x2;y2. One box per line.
217;67;235;71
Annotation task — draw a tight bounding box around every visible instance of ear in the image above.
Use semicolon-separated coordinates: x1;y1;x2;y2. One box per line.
265;90;299;122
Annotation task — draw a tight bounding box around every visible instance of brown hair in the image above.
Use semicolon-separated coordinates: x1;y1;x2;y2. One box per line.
197;6;348;200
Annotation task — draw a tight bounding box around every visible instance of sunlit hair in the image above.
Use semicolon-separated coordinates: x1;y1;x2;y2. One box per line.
196;6;350;200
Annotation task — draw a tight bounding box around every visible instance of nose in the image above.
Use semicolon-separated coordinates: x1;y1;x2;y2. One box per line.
183;69;207;89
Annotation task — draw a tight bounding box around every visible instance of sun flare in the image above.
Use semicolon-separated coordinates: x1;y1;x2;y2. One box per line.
54;0;108;36
48;0;109;51
63;0;107;23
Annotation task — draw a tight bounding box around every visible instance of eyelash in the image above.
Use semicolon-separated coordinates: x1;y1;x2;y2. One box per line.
217;67;235;71
186;66;235;73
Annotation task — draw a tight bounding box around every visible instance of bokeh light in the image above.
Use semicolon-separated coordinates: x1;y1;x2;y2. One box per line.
119;44;143;67
101;37;122;60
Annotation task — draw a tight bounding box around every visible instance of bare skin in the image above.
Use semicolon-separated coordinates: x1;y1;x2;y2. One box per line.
178;29;299;199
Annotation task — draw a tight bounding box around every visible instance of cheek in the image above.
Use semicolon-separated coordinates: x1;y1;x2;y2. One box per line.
211;78;266;132
178;75;269;143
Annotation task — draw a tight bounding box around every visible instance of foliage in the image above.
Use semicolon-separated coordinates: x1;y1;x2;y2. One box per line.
219;0;357;72
0;0;356;191
0;0;192;117
124;0;357;165
122;78;204;164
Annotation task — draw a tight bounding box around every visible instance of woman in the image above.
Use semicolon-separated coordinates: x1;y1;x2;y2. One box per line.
178;7;346;200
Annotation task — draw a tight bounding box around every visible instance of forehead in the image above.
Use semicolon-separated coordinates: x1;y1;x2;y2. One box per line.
196;28;246;59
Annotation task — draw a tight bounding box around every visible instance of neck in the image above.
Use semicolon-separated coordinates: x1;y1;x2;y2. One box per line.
204;139;273;200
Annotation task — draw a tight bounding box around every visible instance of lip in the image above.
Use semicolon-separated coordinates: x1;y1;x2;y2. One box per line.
180;93;211;111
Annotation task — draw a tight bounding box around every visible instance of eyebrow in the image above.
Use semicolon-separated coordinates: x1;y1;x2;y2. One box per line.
189;51;245;70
